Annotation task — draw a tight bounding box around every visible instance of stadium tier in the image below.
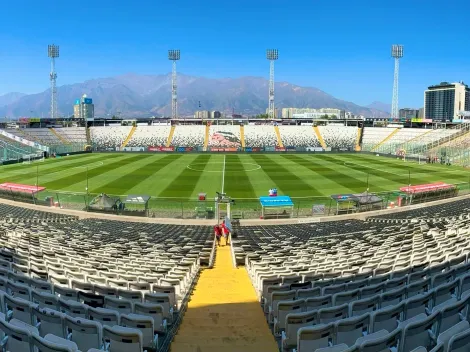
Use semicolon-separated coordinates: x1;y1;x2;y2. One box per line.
0;193;470;350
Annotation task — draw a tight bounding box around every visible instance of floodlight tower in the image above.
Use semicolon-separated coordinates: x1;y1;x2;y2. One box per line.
48;44;60;120
266;49;278;119
391;44;403;120
168;50;180;119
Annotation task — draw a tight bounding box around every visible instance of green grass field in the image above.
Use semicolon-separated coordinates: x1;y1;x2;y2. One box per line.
1;153;469;200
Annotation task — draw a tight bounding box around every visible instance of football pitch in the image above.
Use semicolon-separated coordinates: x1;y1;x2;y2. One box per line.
1;153;469;200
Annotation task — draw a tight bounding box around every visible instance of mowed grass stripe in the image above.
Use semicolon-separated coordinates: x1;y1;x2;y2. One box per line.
42;154;151;190
95;155;183;195
302;155;373;192
223;155;257;198
317;154;414;189
347;154;470;183
1;153;97;172
0;154;121;184
249;154;316;197
159;154;212;198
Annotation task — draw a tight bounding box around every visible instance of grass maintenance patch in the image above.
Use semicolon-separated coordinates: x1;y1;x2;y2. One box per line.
1;153;469;201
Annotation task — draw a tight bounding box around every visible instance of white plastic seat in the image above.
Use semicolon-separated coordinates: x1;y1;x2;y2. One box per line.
33;307;66;338
318;303;349;324
361;283;384;299
358;327;402;352
94;284;117;297
7;279;31;301
306;295;333;311
282;310;318;350
434;296;470;334
103;325;144;352
404;291;433;320
31;333;79;352
274;299;304;335
370;301;405;333
152;285;177;311
0;318;33;352
144;293;173;322
4;294;36;324
269;290;296;324
59;299;88;318
335;313;370;347
436;320;469;351
54;285;78;301
334;289;360;306
134;302;167;333
64;315;103;352
401;311;440;352
32;291;60;310
433;280;459;307
350;296;379;317
448;327;470;352
104;296;133;315
297;324;334;352
117;288;142;302
380;286;406;309
87;306;119;327
407;279;431;298
120;313;158;350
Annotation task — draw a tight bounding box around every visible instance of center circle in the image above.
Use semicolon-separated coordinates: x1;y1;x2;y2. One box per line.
186;162;261;173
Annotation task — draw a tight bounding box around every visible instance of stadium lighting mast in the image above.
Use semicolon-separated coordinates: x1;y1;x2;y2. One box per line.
266;49;278;119
391;44;403;120
168;50;180;119
48;44;60;120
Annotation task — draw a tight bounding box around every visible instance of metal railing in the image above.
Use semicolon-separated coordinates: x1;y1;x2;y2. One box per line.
1;181;469;220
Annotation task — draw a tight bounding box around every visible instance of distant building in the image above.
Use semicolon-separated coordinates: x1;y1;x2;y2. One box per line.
281;107;345;119
399;108;419;120
424;81;470;121
265;108;279;118
418;108;424;119
210;111;222;119
73;94;94;120
194;110;210;119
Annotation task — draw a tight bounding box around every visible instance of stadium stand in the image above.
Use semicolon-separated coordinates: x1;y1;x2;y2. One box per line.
0;201;213;351
170;125;205;148
361;127;395;151
126;125;172;148
244;125;278;147
278;126;321;148
319;125;357;149
90;126;132;150
228;197;470;351
54;128;87;145
7;128;63;146
207;125;242;148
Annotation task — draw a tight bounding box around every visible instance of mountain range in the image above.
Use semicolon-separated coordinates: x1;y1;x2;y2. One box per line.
0;74;390;118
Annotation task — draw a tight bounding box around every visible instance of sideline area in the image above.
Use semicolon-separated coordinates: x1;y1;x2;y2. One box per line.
170;237;278;352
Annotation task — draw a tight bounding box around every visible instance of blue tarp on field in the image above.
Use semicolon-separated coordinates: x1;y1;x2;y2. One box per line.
259;196;294;207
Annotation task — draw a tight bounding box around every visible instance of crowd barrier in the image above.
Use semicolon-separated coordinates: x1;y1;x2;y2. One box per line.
1;182;469;221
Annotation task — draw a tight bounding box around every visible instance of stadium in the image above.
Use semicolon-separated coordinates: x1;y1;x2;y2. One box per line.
1;119;470;352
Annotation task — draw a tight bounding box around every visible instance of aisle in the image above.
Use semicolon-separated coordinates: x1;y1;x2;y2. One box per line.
170;238;278;352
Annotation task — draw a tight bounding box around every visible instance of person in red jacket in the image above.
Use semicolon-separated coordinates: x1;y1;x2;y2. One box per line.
214;224;222;246
221;221;230;245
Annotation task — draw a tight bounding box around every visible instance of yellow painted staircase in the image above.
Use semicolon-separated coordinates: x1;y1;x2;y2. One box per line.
50;128;70;145
204;124;210;150
240;125;245;148
313;126;327;149
170;238;278;352
166;126;176;147
274;125;283;148
355;127;363;151
121;126;136;149
371;128;399;151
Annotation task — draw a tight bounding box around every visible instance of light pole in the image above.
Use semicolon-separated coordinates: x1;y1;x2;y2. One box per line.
168;50;180;119
48;44;60;120
391;44;403;120
266;49;278;119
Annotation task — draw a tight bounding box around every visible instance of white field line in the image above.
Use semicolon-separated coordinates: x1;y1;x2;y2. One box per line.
221;155;226;193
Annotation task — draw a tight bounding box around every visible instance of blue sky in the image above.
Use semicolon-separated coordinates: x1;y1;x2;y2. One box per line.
1;0;469;108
